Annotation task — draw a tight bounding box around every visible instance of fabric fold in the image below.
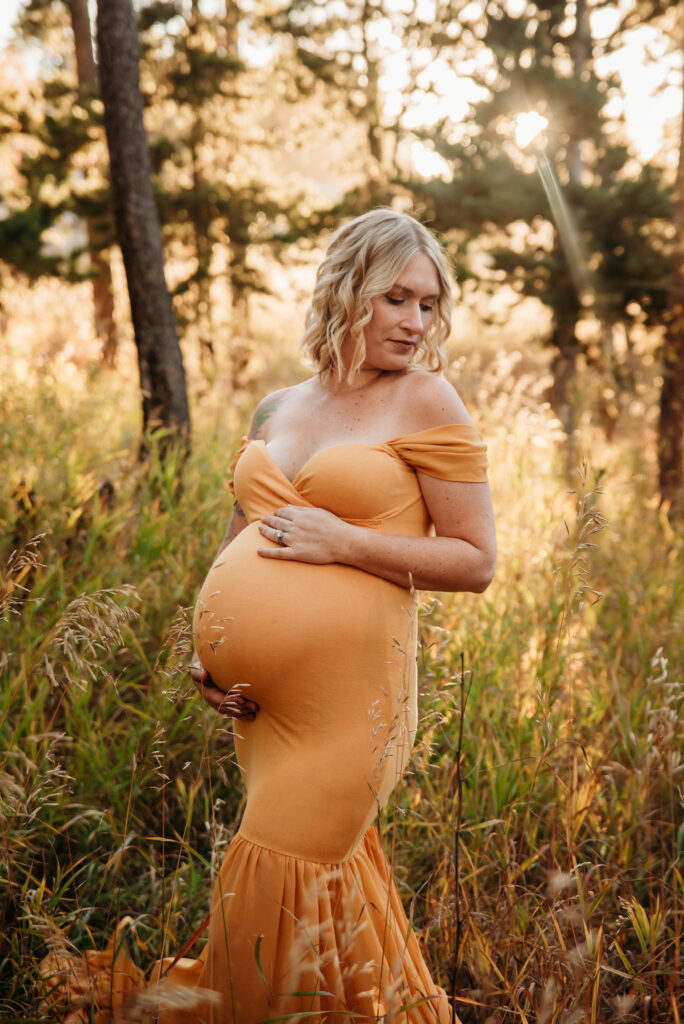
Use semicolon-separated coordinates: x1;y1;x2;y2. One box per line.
387;423;488;482
41;830;453;1024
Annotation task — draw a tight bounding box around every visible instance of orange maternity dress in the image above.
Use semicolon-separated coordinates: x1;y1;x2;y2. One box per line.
173;423;488;1023
41;424;487;1024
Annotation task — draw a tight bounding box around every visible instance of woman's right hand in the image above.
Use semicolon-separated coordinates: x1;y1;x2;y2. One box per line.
190;657;259;721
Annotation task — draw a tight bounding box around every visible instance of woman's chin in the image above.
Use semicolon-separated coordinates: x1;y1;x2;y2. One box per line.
363;350;415;372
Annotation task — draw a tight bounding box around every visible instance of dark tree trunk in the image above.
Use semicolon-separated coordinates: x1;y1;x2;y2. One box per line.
228;241;251;392
188;0;216;374
96;0;190;443
549;325;578;437
658;8;684;519
549;315;580;472
541;0;591;466
68;0;118;366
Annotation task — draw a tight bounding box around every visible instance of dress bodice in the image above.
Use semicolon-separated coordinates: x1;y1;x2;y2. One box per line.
230;423;488;536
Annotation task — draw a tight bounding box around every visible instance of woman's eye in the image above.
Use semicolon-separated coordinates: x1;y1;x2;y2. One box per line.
385;295;434;312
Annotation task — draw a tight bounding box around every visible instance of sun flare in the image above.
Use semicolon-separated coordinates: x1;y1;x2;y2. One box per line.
514;111;549;150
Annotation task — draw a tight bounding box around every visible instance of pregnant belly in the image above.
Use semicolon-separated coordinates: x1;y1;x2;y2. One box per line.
193;523;413;714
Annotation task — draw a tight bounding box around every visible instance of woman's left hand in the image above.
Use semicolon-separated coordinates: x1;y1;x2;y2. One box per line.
258;505;353;564
190;659;259;720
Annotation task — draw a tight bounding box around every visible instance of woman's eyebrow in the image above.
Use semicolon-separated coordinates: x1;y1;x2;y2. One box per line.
391;284;440;300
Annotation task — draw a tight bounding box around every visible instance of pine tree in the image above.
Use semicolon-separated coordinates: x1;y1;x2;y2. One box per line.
267;0;451;211
0;0;338;388
0;0;119;359
404;0;672;445
67;0;118;364
656;0;684;517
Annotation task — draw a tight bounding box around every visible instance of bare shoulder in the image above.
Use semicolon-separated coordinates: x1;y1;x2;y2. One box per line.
398;369;474;431
249;386;295;440
248;378;315;440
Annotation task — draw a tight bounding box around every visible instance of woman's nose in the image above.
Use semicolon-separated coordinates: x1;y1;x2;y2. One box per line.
400;302;426;334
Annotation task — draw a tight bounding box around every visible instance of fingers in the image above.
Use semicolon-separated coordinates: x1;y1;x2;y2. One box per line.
261;507;297;530
216;691;259;720
256;505;340;563
190;664;210;692
203;682;259;719
260;515;291;537
189;664;258;719
257;516;296;557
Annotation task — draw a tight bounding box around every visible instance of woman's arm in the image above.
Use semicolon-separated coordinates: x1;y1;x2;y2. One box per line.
257;475;496;593
344;474;495;591
258;376;496;592
215;500;248;554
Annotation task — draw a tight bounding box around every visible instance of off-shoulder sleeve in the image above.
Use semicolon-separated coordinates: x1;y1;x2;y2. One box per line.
388;424;488;482
227;435;251;494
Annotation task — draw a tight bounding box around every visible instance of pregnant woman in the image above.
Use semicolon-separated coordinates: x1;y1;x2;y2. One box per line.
41;209;495;1023
181;209;496;1023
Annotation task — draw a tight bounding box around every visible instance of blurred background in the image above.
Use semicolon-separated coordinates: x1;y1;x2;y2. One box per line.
0;0;682;475
1;3;683;1022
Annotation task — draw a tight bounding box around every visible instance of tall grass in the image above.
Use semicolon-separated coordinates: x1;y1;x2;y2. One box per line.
0;341;682;1023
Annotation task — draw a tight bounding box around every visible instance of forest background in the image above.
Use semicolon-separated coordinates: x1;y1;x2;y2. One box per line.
1;0;683;1022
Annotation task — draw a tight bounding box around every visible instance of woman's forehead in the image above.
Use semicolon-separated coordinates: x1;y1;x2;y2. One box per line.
392;252;442;296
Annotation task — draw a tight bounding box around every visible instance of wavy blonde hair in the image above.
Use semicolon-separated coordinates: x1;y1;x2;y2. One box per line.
301;209;452;380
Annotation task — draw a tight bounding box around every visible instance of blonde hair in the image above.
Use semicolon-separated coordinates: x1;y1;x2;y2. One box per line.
301;209;452;380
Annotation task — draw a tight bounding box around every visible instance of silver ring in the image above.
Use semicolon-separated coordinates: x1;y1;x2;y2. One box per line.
276;530;285;546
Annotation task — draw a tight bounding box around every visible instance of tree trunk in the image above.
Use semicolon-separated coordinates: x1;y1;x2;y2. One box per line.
221;0;248;379
68;0;118;366
96;0;190;444
549;315;579;472
551;0;589;461
567;0;590;188
188;0;216;374
361;0;386;198
229;255;251;393
69;0;98;89
224;0;239;53
658;1;684;518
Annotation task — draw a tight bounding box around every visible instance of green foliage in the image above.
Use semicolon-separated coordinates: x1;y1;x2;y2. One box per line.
407;0;672;350
0;368;245;1011
2;0;675;406
0;0;326;357
0;0;114;283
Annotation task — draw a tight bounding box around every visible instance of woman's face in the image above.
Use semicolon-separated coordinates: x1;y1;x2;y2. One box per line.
360;251;441;372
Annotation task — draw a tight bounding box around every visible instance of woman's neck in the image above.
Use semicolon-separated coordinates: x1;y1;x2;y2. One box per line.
319;366;391;396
